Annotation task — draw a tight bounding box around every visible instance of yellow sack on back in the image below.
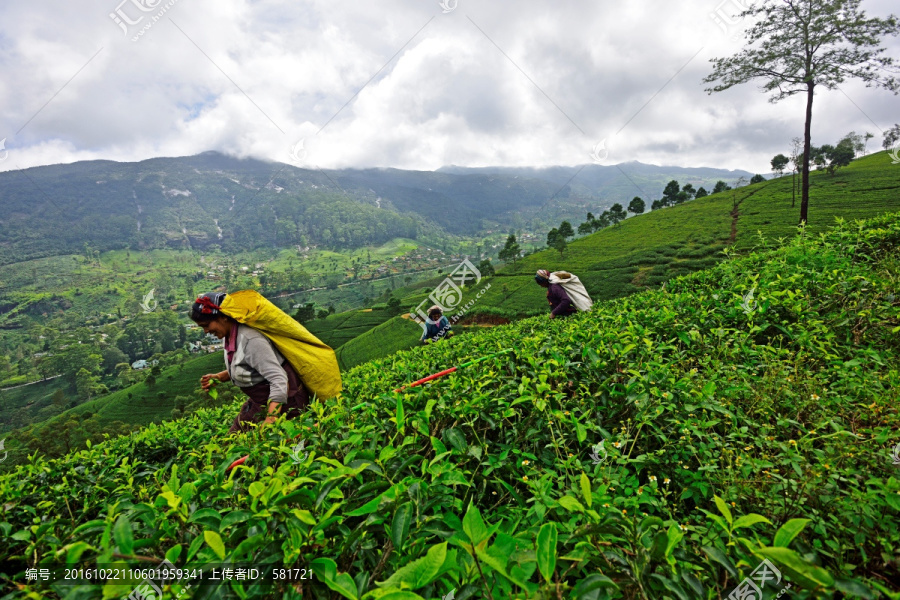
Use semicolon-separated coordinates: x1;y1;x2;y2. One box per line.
219;290;342;400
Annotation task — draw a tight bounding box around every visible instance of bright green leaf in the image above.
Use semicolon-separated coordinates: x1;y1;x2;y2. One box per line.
713;495;733;526
378;542;448;590
757;547;835;588
396;396;405;434
536;522;558;584
580;472;592;508
462;504;489;547
391;503;413;552
558;496;585;513
203;530;226;560
773;518;810;547
113;516;134;556
311;557;360;600
248;481;266;498
732;514;772;530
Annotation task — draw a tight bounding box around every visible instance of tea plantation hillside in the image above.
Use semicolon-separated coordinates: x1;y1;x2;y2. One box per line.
315;151;900;369
2;213;898;599
487;150;900;317
0;352;231;468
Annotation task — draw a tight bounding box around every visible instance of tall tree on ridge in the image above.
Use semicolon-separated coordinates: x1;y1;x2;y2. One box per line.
704;0;899;225
771;154;790;177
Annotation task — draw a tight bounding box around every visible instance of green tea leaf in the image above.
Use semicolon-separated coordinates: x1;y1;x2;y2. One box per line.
444;428;467;453
204;530;226;560
221;510;252;529
834;578;874;599
391;502;413;552
396;396;405;434
113;516;133;556
650;574;689;600
536;522;558;584
378;541;448;590
571;573;619;598
757;547;835;588
164;544;182;565
580;472;592;508
311;557;360;600
248;481;266;498
65;541;92;564
376;592;426;600
773;518;810;547
347;484;402;517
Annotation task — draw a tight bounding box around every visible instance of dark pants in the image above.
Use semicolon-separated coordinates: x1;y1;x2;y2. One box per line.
229;361;310;434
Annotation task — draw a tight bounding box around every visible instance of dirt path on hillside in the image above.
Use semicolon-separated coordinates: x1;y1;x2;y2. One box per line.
729;182;771;243
730;205;740;242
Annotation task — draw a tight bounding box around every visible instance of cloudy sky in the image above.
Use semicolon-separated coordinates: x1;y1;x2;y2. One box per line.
0;0;897;175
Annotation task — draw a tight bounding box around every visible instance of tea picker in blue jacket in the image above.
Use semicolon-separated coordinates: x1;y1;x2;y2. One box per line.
421;305;454;344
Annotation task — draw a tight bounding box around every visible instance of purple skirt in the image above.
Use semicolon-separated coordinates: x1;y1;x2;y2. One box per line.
228;361;310;434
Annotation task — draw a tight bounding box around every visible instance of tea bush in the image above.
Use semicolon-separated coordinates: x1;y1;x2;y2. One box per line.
1;214;899;599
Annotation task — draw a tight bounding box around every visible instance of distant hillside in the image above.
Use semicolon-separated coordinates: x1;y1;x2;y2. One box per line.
328;151;900;366
0;152;752;265
438;161;754;208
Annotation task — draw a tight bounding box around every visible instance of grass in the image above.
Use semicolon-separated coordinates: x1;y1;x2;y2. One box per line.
0;352;226;468
335;314;423;370
304;308;400;350
735;151;900;246
0;377;71;435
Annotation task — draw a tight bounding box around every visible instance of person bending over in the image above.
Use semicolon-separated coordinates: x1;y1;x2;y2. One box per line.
420;305;454;344
192;292;310;433
534;269;579;319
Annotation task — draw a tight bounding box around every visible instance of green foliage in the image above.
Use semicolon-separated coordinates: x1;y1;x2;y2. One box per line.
546;228;567;257
2;213;900;598
498;234;521;264
883;124;900;150
771;154;790;175
627;196;645;215
713;180;731;194
477;259;495;277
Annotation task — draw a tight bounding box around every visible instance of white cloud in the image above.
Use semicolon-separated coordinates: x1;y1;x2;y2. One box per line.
0;0;897;174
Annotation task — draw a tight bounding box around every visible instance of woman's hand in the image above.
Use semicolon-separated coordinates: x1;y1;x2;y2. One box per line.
264;401;281;425
200;371;229;390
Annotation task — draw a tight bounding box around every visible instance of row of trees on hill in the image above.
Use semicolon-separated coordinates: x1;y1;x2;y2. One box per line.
539;175;758;256
770;131;870;182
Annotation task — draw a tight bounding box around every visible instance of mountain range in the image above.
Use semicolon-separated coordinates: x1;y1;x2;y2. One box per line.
0;152;752;265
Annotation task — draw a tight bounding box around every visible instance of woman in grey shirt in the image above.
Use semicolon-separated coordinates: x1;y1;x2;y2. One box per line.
192;292;309;433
